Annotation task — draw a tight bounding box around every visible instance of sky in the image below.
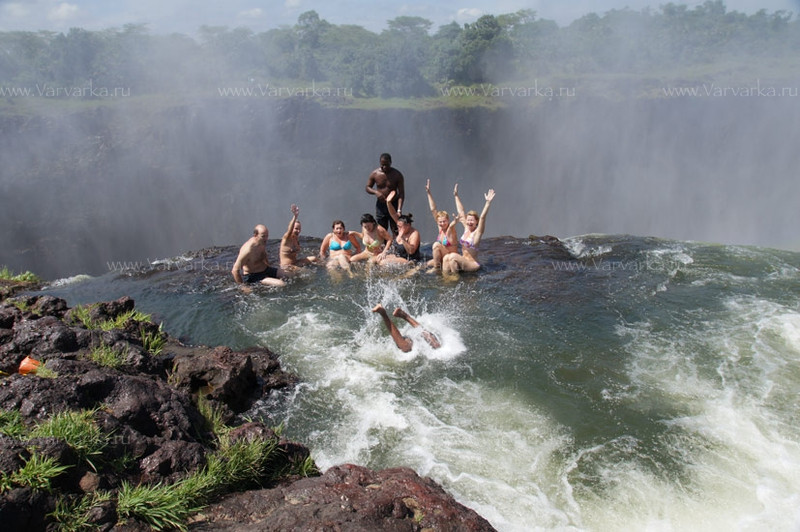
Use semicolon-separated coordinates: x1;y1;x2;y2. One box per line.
0;0;797;35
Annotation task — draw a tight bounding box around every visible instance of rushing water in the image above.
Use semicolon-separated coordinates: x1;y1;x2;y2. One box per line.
38;234;800;531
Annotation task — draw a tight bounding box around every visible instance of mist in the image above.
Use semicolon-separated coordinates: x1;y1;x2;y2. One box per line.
1;4;799;280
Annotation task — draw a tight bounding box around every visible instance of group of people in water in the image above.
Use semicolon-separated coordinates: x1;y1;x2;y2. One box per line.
230;153;496;351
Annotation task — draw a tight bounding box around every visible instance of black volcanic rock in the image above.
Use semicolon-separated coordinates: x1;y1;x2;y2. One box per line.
0;293;496;531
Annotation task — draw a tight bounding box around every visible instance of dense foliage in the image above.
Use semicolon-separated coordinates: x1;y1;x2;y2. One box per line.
0;1;797;98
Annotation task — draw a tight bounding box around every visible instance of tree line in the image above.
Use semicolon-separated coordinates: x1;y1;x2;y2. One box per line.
0;1;797;98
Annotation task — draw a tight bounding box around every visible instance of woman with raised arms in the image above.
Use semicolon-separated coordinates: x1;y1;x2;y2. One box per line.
425;179;459;271
442;184;495;274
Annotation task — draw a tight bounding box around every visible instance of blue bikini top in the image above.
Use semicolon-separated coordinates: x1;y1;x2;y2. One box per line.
330;239;353;251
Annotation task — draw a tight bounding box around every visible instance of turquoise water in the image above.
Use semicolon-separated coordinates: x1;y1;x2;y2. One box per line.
40;235;800;531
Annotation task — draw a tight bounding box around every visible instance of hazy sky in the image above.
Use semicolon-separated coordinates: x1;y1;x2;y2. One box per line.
0;0;796;35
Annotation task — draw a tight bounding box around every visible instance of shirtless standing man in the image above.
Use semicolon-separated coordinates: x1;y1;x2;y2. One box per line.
231;224;286;287
366;153;405;235
280;204;317;269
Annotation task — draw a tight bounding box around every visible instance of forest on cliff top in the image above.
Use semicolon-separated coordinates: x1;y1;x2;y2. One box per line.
1;1;798;106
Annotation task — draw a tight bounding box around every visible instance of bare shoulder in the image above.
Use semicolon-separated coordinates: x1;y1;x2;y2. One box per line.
237;239;252;255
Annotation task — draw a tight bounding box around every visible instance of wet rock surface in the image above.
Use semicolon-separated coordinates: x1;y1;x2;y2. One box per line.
0;288;496;531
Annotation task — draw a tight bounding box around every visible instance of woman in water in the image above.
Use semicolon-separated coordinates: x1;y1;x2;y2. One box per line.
350;213;393;264
319;220;362;272
425;179;459;270
280;204;318;271
381;190;422;265
442;184;496;274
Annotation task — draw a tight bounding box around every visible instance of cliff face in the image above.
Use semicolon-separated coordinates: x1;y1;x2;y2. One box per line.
2;95;797;279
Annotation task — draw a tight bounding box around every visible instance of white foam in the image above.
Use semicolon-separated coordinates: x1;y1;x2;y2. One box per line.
609;296;800;531
48;274;92;287
563;236;612;259
765;312;800;355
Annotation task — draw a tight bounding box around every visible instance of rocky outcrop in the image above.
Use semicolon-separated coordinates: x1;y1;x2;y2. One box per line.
0;291;496;531
192;463;495;531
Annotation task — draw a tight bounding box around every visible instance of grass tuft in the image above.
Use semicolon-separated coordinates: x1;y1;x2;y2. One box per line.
34;362;59;379
117;480;196;531
114;425;300;529
67;304;96;328
99;309;151;331
0;452;71;493
69;304;154;331
49;491;112;531
140;323;166;355
0;266;41;283
294;454;321;477
0;409;27;438
30;409;107;472
196;395;228;437
89;343;126;369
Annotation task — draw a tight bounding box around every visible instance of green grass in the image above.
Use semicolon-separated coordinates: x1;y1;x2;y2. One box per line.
89;343;126;369
30;409;107;472
49;491;113;532
1;395;317;530
117;480;198;531
0;452;71;493
34;362;60;379
69;304;154;331
111;413;318;530
66;304;95;329
294;454;321;477
140;323;166;355
115;436;284;531
0;409;27;438
7;298;32;313
0;265;41;283
99;309;152;331
196;395;228;437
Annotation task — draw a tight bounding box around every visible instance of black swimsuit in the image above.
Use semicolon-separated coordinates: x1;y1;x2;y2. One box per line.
243;267;278;283
392;240;421;261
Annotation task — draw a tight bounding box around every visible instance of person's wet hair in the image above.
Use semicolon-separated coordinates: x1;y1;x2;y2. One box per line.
360;213;377;225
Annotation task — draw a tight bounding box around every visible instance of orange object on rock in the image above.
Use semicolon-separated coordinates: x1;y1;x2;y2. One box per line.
19;356;41;375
